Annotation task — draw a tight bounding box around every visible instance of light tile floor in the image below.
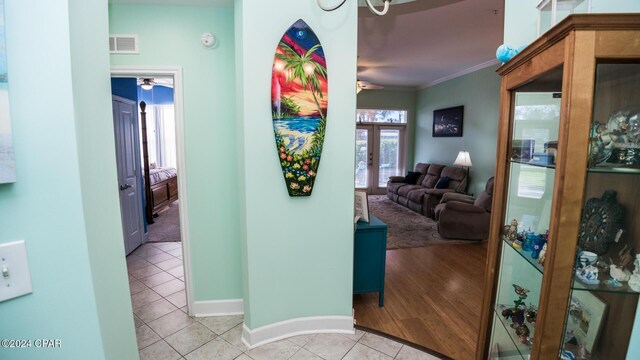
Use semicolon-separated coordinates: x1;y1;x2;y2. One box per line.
128;242;444;360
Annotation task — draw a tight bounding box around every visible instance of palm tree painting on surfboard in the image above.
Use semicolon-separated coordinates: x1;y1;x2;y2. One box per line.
272;19;327;197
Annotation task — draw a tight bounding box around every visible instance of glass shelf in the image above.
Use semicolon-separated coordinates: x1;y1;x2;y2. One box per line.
588;164;640;175
510;159;556;170
502;236;545;275
493;304;534;358
572;271;640;295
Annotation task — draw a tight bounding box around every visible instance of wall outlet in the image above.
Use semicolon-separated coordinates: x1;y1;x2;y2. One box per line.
0;240;33;302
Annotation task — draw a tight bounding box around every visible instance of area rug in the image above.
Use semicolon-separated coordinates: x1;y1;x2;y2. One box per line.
147;200;181;243
368;195;477;249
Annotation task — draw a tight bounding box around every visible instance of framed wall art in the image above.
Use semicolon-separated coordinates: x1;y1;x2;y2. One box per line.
433;106;463;137
0;0;15;184
565;291;607;353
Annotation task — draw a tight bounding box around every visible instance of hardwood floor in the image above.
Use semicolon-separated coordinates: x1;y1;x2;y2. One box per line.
353;242;488;360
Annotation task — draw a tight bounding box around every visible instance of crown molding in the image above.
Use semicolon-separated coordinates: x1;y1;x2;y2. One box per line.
420;59;500;89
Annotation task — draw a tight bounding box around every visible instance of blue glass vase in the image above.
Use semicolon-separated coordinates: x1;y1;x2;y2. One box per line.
523;233;535;252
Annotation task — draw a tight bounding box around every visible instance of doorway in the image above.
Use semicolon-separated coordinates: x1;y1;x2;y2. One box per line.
111;66;193;317
355;109;407;195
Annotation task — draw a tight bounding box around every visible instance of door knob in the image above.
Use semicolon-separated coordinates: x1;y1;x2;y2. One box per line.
119;184;132;191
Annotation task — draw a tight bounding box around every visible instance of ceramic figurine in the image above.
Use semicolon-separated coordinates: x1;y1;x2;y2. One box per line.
502;307;514;320
515;323;530;342
560;350;576;360
628;255;640;292
577;265;600;285
605;278;623;289
525;306;537;325
531;242;542;259
513;284;529;300
610;264;632;282
618;246;635;270
538;243;548;266
507;219;518;236
510;309;525;327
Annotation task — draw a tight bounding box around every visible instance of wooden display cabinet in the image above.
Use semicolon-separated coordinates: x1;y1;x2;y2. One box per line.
477;14;640;360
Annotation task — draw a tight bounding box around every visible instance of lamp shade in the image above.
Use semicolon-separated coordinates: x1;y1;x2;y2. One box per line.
454;151;473;167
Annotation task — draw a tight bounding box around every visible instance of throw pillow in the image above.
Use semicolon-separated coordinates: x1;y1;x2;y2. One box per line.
435;176;451;189
404;171;422;184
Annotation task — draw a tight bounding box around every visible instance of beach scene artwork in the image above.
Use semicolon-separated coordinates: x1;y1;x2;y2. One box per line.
0;0;15;184
272;19;327;197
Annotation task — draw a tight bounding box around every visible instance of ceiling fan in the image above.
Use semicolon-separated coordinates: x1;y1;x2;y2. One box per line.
356;79;384;93
136;77;174;91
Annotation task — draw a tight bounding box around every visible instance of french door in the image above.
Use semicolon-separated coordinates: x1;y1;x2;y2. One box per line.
355;124;406;195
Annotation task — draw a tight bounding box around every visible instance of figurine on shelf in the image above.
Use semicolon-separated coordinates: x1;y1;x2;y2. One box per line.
523;229;535;252
513;284;530;301
576;265;600;285
525;305;537;325
515;323;530;341
538;242;548;266
628;254;640;292
618;245;635;270
610;264;631;282
605;277;623;289
506;219;519;246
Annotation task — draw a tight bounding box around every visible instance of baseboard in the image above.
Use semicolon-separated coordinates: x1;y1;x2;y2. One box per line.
241;315;354;349
192;299;244;317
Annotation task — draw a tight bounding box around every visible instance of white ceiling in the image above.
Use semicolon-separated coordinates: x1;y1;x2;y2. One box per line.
357;0;504;89
109;0;504;89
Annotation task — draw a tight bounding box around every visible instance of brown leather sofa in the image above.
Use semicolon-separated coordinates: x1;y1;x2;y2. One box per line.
434;177;494;240
386;163;468;218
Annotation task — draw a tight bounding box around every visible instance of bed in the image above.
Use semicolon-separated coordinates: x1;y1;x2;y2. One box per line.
147;167;179;216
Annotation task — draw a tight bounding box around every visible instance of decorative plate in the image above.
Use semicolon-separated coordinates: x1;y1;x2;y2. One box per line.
578;190;624;255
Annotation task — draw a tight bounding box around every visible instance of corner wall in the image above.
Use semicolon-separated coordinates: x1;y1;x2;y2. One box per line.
69;0;139;358
414;66;500;195
0;0;138;358
235;0;357;342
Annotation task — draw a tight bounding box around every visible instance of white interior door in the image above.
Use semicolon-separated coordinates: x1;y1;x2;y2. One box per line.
356;124;406;195
113;96;144;255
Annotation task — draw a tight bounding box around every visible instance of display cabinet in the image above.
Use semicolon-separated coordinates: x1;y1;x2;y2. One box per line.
477;15;640;360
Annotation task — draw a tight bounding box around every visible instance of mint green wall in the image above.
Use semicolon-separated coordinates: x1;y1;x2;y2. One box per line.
357;89;418;171
109;4;243;302
236;0;357;329
504;0;640;46
414;66;500;195
69;0;138;358
0;0;123;358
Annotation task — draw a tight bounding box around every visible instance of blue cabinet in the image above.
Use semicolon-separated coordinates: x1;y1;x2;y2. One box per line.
353;214;387;307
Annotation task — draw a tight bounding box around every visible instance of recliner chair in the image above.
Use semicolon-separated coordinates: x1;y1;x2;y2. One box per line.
434;177;494;240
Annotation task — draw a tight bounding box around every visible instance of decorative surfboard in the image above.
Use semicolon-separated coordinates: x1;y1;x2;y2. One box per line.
271;19;327;197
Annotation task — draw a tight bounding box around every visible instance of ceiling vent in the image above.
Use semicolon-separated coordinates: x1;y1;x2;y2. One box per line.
109;34;139;54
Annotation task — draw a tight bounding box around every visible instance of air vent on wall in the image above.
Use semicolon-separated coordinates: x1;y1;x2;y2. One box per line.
109;34;139;54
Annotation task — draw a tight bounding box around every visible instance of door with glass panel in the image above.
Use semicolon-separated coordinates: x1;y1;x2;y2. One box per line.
355;109;407;195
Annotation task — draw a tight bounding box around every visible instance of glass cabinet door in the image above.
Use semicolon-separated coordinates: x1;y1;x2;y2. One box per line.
561;62;640;360
489;67;564;359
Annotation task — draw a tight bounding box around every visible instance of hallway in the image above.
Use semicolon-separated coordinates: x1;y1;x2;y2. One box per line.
127;242;444;359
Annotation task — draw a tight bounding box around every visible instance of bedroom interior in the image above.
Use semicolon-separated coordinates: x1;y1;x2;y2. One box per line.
111;75;188;335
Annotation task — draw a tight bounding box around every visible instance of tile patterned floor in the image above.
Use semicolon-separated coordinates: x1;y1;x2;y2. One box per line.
128;242;443;360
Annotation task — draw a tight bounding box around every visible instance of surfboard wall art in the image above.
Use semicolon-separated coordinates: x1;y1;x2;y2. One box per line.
272;19;327;197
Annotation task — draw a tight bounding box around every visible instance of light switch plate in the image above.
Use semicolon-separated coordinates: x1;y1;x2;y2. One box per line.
0;240;33;302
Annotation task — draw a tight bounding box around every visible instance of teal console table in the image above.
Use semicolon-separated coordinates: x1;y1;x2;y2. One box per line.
353;214;387;307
